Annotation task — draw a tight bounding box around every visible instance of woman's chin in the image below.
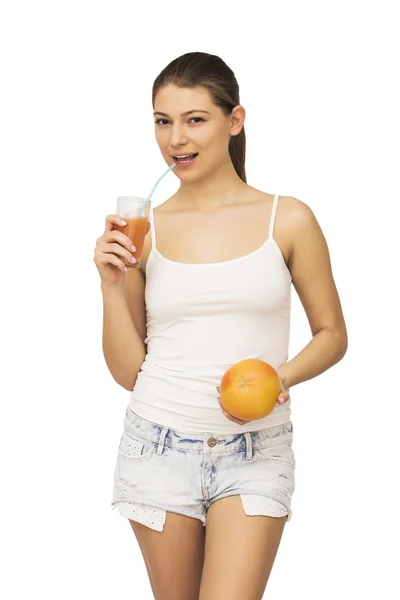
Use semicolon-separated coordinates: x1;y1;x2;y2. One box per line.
175;170;202;183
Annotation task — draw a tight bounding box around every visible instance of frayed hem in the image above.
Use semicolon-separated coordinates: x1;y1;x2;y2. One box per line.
111;500;167;532
240;494;292;522
111;500;207;531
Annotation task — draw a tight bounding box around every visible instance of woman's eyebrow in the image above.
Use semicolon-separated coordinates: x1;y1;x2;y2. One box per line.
153;109;211;117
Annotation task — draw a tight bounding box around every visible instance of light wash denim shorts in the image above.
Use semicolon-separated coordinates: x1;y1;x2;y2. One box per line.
111;407;296;532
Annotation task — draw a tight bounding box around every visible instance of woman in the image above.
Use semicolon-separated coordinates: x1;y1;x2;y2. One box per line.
94;52;347;600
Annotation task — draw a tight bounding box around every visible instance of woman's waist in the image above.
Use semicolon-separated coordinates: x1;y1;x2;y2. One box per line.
132;357;290;402
137;361;220;390
129;375;292;434
141;347;289;378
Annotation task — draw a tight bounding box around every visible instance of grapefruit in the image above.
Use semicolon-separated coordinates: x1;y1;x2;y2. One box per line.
220;358;281;420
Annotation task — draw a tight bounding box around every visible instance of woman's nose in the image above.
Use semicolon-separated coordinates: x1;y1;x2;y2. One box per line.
169;124;188;147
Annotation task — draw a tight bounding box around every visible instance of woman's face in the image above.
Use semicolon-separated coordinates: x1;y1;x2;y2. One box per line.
153;84;243;182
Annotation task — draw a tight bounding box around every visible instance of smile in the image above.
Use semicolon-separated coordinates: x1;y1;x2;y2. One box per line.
172;153;199;167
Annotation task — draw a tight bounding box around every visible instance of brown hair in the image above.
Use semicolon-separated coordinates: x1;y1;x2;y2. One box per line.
152;52;246;183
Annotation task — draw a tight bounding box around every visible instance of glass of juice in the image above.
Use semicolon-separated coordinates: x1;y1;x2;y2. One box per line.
113;196;149;268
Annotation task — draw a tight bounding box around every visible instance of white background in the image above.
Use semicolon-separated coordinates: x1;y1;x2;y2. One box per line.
1;0;399;598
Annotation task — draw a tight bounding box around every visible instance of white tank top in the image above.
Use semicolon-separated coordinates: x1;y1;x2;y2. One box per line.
128;194;292;433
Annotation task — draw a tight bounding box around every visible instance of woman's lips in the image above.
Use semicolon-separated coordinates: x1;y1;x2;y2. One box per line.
172;153;198;167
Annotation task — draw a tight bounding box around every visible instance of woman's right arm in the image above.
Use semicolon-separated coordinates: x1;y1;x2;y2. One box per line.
101;272;146;391
94;214;148;391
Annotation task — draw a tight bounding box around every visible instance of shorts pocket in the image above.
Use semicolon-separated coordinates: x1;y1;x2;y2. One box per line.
254;441;295;468
118;431;155;462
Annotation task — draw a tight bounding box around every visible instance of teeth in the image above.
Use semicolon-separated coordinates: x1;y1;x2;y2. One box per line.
174;154;195;159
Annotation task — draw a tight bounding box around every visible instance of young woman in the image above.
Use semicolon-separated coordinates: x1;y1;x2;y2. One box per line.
94;52;347;600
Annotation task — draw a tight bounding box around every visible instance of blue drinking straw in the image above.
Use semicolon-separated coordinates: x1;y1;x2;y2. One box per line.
139;162;177;217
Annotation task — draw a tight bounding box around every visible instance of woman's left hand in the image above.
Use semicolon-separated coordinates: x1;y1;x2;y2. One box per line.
216;376;290;426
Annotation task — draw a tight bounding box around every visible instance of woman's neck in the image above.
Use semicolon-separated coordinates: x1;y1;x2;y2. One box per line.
174;160;248;211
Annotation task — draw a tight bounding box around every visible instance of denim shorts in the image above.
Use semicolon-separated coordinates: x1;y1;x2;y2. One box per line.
111;407;296;532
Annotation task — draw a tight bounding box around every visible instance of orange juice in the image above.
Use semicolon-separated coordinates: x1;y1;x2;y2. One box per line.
114;216;148;267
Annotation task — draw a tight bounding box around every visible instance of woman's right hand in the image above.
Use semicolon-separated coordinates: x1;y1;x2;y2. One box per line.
93;214;137;287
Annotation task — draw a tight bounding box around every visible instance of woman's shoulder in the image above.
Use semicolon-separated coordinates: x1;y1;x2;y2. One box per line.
250;187;310;211
248;190;317;266
273;195;325;273
247;188;314;229
276;195;318;237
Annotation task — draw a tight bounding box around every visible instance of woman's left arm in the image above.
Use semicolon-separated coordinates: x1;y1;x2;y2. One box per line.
278;198;348;391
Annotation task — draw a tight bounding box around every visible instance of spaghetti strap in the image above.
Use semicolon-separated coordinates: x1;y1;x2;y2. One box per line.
268;194;279;240
149;202;157;249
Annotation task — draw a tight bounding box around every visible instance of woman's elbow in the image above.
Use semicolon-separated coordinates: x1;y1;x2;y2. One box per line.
117;372;138;392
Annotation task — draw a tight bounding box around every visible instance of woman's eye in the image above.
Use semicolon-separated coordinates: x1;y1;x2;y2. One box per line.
154;117;205;126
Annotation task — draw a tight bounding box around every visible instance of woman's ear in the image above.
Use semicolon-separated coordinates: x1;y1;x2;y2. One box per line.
230;105;246;136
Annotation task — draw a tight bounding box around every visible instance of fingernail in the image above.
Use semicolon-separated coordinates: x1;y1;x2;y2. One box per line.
279;397;285;404
121;219;127;225
131;245;136;252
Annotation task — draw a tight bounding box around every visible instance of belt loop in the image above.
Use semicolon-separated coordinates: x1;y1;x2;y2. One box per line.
244;432;253;461
156;427;168;455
